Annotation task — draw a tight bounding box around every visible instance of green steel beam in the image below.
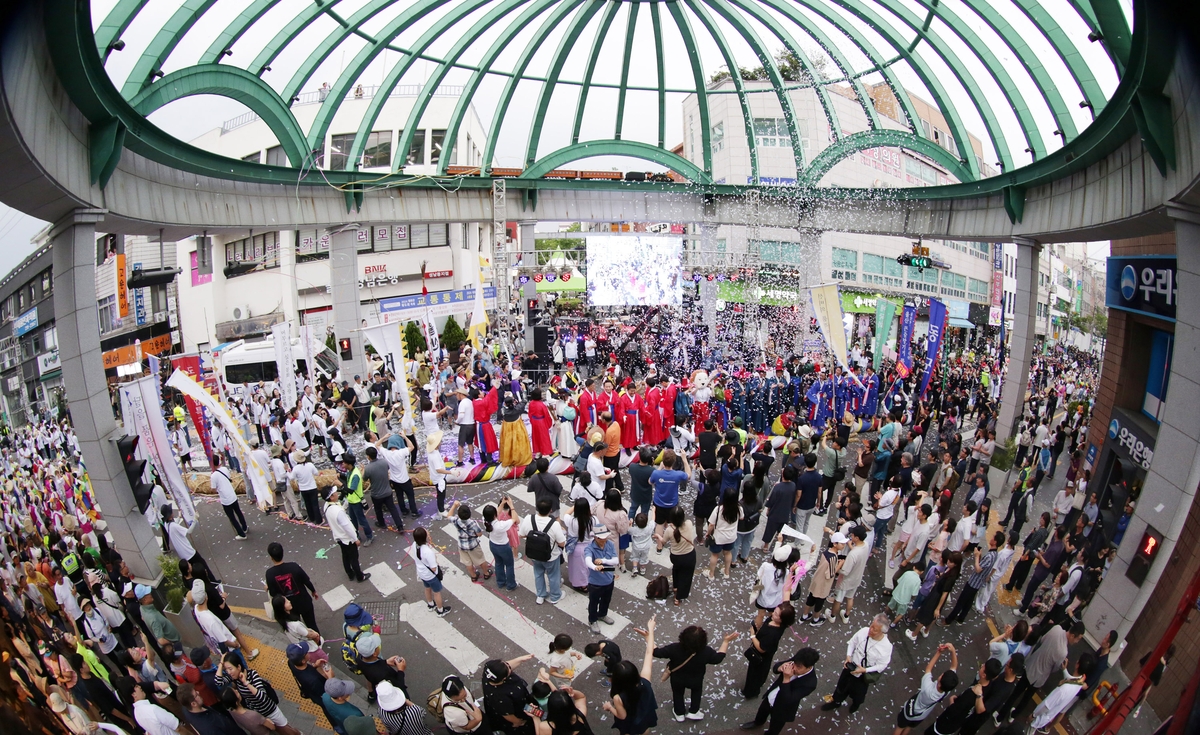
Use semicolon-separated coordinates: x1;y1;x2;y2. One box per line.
305;0;456;156
479;0;590;175
129;65;309;167
650;3;666;149
346;0;496;170
723;0;845;141
520;141;712;183
1089;0;1132;74
571;1;623;146
614;2;641;141
667;1;712;175
96;0;149;60
524;1;608;168
1010;0;1106;114
682;0;760;183
701;0;806;175
250;2;339;76
119;0;219;98
875;0;1044;160
400;0;558;174
798;129;973;185
800;0;984;176
200;0;277;65
283;0;403;104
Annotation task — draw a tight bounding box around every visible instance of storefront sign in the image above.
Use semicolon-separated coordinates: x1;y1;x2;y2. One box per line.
1106;255;1176;322
116;253;129;318
840;291;901;314
1107;408;1156;471
13;307;38;336
102;333;173;369
990;246;1004;326
945;299;970;321
364;264;387;275
37;350;60;376
424;269;453;279
377;287;496;323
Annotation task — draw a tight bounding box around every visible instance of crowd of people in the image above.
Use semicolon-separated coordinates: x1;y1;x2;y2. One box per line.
0;319;1123;735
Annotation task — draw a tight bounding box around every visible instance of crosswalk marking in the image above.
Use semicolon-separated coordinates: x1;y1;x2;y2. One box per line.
433;552;594;674
399;602;488;675
322;584;354;611
364;562;405;596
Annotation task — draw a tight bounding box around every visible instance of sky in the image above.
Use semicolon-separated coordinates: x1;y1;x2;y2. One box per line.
0;205;49;279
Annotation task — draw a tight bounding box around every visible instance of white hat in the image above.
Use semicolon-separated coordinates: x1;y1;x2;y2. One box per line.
376;681;405;711
772;544;793;562
830;532;849;545
190;579;207;605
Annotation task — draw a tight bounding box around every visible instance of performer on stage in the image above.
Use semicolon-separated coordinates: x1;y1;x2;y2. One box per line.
747;367;766;434
596;378;617;424
562;360;582;392
526;388;554;458
472;387;499;461
619;380;643;450
805;368;834;431
642;377;665;446
576;378;597;436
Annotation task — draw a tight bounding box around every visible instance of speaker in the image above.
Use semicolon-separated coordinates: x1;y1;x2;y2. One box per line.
533;326;552;355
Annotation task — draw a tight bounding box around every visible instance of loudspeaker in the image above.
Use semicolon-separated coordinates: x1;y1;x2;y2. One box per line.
533;326;552;355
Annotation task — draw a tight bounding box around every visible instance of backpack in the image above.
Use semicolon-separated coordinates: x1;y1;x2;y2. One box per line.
426;677;464;723
525;515;554;562
340;628;364;676
645;575;672;599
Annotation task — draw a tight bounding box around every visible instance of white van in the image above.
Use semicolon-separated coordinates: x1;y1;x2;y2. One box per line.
215;338;342;388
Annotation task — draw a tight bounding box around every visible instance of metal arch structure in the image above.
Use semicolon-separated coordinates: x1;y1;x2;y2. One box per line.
47;0;1176;223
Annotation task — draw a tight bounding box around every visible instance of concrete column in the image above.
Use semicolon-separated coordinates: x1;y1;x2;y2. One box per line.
328;225;364;377
52;209;161;582
996;238;1042;441
699;224;719;335
279;229;299;333
519;221;536;349
1084;204;1200;651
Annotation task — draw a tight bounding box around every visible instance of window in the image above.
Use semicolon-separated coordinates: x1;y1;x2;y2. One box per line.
711;122;724;153
831;247;857;281
96;233;118;266
940;272;966;298
407;224;448;249
921;119;932;139
406;130;426;166
904;155;938;184
969;242;989;261
906;265;938;293
328;133;355;170
224;232;280;273
265;145;287;166
362;130;391;168
757;240;803;265
430;130;446;165
968;277;990;301
17;290;24;311
942;240;968;254
40;271;51;294
862;253;902;288
97;295;118;334
241;151;261;164
753;118;792;148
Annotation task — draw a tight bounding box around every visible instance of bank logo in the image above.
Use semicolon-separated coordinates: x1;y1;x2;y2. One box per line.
1109;419;1119;439
1120;265;1137;301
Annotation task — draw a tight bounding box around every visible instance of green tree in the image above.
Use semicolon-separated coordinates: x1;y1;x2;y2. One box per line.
441;315;466;352
535;223;582;266
403;321;427;358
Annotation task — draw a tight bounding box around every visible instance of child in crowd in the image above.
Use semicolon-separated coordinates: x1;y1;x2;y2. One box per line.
627;513;654;576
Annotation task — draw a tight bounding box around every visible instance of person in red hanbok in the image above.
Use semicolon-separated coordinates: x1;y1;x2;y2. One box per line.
576;378;598;436
643;377;664;446
662;378;678;430
473;386;499;460
618;380;642;449
595;378;616;424
526;388;554;457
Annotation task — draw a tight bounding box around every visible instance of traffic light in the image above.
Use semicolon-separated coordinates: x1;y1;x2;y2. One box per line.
896;254;934;269
338;337;353;360
116;435;153;514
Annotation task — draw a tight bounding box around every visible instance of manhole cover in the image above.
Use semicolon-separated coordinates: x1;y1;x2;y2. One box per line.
358;599;403;635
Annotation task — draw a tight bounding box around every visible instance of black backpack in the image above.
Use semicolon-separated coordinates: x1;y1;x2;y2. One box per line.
525;515;554;562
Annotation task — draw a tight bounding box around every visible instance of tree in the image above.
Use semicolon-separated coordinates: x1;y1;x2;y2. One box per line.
441;315;466;352
403;321;426;358
536;223;581;265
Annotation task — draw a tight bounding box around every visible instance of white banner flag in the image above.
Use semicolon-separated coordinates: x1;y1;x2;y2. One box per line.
809;282;863;387
166;369;275;509
272;322;298;411
298;324;316;389
422;308;441;356
361;322;413;417
119;376;195;525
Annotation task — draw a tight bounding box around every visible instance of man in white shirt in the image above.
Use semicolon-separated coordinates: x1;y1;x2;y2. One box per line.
947;501;976;553
377;433;418;517
285;410;310;451
53;569;84;623
162;505;201;565
454;389;476;465
821;613;894;714
210;455;248;540
518;497;568;604
872;485;900;553
189;581;247;660
249;439;273;501
288;451;322;523
427;431;449;513
352;376;372;432
324;487;370;583
132;683;183;735
895;503;934;572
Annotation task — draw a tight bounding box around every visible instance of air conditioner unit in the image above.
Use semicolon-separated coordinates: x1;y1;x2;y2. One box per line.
231;304;251;321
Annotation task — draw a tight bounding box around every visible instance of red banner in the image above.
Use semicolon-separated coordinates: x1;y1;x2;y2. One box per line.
171;355;213;462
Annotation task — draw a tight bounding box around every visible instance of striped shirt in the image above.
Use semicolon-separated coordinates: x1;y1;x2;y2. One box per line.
216;668;278;718
380;702;430;735
967;549;998;589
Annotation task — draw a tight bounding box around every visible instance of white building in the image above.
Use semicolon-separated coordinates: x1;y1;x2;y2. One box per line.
174;88;493;354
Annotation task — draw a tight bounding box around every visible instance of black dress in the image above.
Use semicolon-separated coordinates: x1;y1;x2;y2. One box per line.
742;621;786;697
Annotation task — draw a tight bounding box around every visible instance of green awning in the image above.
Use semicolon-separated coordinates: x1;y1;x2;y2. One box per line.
717;280;803;306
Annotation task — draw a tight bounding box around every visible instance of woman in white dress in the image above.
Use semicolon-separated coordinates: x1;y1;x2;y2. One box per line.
554;389;579;459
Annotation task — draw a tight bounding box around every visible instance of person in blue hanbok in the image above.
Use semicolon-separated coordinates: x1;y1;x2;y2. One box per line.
747;369;767;434
858;367;881;427
805;369;834;431
729;374;747;430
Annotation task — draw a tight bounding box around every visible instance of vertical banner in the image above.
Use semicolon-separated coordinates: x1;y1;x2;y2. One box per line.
166;369;275;509
116;253;130;318
873;297;898;371
809;283;851;368
272;323;298;411
169;355;213;461
119;376;195;525
897;305;916;377
360;323;413;419
919;298;947;399
298;325;316;389
422;308;441;356
990;245;1004;327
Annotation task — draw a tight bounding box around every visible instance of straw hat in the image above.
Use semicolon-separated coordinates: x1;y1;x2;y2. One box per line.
426;430;444;453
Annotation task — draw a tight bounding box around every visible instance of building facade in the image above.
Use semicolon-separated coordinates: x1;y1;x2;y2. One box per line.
0;242;61;426
92;233;181;380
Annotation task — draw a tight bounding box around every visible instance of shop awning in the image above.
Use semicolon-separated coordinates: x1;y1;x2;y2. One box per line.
949;318;975;329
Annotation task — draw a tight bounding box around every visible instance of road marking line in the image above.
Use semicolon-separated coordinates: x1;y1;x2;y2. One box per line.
398;602;487;675
364;562;405;596
322;584;354;611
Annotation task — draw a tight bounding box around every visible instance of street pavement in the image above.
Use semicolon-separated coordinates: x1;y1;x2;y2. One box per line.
174;423;1106;735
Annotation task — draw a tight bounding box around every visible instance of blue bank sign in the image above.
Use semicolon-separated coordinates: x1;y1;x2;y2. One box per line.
1106;255;1176;322
13;307;38;336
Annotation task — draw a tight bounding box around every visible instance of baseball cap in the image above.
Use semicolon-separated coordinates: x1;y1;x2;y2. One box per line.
830;532;849;544
325;678;356;698
356;632;380;657
772;544;793;562
594;526;611;539
286;643;309;664
134;584;152;599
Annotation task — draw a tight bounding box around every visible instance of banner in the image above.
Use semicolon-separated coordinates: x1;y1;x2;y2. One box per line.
166;369;275;509
116;253;129;318
897;305;916;377
467;254;489;349
119;375;195;526
360;322;413;419
170;355;213;461
272;322;298;411
873;297;898;371
422;308;441;356
809;283;863;389
919;298;947;399
298;325;316;389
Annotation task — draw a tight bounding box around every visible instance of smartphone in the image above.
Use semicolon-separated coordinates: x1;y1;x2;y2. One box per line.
523;703;544;720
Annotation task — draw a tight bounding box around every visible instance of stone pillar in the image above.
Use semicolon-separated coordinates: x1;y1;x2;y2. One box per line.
279;229;299;333
52;209;161;582
328;225;364;377
519;221;536;350
1084;205;1200;650
995;237;1042;441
